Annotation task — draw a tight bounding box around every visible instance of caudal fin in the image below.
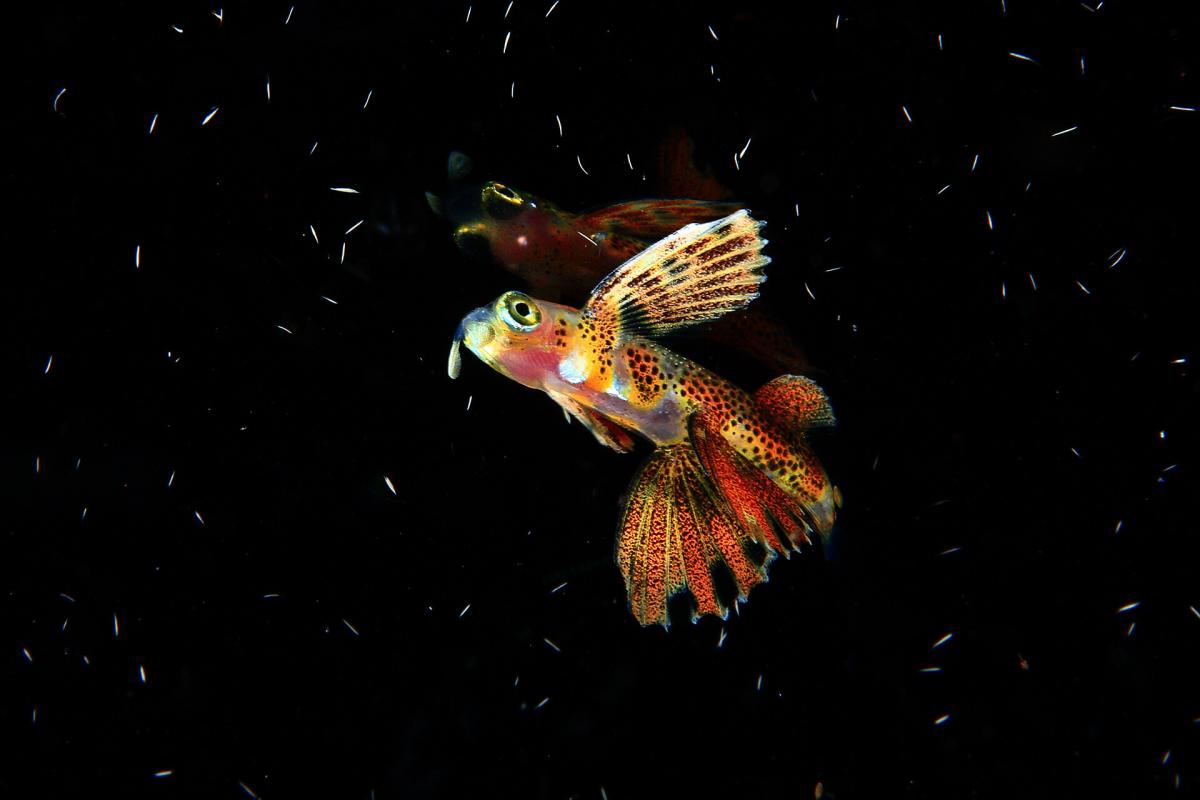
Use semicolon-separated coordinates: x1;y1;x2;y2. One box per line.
615;444;770;627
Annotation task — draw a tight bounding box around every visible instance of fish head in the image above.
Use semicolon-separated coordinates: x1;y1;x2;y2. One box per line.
451;182;559;269
449;291;569;389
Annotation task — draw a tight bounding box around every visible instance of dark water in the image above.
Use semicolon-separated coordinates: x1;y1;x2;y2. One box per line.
7;2;1197;797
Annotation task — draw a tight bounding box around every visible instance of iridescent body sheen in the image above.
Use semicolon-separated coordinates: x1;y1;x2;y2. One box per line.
451;211;839;627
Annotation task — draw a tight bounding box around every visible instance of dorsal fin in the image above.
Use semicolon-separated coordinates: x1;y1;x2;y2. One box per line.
753;375;836;434
581;209;769;341
575;199;742;241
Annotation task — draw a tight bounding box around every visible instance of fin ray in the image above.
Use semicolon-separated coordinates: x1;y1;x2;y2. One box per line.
615;444;768;627
583;210;770;340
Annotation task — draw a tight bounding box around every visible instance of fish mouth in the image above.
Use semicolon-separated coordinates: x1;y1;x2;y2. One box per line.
447;308;495;379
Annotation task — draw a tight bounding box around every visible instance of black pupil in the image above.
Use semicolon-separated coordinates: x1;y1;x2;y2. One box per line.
496;185;517;200
515;302;531;318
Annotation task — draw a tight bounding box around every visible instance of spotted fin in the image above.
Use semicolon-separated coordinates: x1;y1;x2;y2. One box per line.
583;209;769;340
576;199;743;242
689;410;820;552
753;375;836;434
615;443;770;627
549;392;636;453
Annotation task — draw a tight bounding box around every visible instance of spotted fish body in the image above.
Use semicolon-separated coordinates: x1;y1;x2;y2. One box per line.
451;211;839;627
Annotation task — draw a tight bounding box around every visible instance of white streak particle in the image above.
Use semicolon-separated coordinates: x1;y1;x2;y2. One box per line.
576;155;589;176
135;244;141;269
345;220;364;235
53;87;66;111
937;184;951;195
148;113;158;134
543;637;561;653
1168;105;1196;112
320;295;338;305
536;697;549;709
466;395;473;411
340;241;346;264
309;224;319;244
284;5;294;25
739;137;752;159
466;6;472;23
717;627;727;648
44;355;53;375
459;603;471;618
1117;601;1140;613
555;114;563;137
1108;248;1126;268
934;714;951;726
932;632;954;649
971;153;979;172
154;771;174;778
1028;272;1037;290
139;665;147;683
330;187;359;194
503;31;511;53
986;210;994;230
550;582;567;594
902;105;913;123
1008;52;1038;64
266;76;271;102
505;0;514;18
342;619;360;636
113;613;120;638
1076;280;1091;295
363;89;373;109
1051;125;1078;137
384;476;397;496
545;0;559;18
201;106;219;126
626;153;634;170
707;25;719;41
276;325;294;334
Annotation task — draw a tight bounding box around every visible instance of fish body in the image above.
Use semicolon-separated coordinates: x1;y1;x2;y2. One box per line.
451;211;839;627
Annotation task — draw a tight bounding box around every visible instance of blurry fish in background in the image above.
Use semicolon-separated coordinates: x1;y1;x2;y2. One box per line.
429;129;812;375
449;211;839;627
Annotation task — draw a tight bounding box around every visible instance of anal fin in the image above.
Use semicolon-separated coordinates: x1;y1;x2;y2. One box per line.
615;444;767;627
690;410;820;551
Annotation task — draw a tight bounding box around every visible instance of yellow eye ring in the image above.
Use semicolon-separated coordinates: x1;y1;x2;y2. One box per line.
498;291;541;330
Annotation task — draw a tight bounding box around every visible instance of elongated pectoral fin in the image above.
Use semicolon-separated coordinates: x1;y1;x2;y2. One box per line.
547;392;636;453
577;199;743;241
583;209;770;340
689;410;819;552
614;444;768;628
754;375;836;433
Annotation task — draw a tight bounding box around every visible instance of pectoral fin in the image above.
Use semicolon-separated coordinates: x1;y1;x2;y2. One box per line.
547;392;636;453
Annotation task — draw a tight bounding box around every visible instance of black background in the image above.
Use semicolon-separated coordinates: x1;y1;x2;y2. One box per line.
6;1;1197;797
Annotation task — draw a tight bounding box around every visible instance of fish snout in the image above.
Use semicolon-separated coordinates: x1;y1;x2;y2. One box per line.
448;307;496;379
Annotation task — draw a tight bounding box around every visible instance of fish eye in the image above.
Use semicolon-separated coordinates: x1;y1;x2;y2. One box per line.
498;291;541;330
483;182;524;220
